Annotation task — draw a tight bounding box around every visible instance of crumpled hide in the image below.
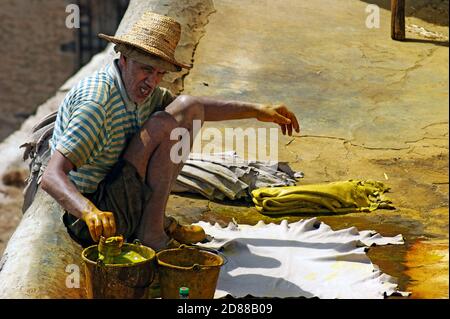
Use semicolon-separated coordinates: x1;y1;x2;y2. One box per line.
195;218;410;299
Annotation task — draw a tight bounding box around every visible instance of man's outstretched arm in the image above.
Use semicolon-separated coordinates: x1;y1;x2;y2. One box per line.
176;95;300;136
41;151;116;242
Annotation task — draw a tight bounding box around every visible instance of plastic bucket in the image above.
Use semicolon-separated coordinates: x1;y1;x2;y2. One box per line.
156;245;224;299
82;241;156;299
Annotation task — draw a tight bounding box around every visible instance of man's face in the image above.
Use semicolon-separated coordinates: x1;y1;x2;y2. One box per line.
119;55;167;105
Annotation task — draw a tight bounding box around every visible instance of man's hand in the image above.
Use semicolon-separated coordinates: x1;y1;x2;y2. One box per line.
256;104;300;136
81;201;117;242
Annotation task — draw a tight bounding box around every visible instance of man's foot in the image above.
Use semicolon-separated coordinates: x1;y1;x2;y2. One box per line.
165;216;206;244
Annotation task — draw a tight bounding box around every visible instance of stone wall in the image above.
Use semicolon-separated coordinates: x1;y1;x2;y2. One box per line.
0;0;76;141
0;0;129;142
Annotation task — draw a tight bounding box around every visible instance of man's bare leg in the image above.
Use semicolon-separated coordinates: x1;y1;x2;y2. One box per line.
161;97;206;241
123;96;205;250
123;111;179;250
165;96;205;186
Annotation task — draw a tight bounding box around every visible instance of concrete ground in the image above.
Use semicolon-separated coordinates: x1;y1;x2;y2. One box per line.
166;0;449;298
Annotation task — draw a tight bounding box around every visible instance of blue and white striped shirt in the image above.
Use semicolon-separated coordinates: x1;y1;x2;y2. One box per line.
50;59;175;193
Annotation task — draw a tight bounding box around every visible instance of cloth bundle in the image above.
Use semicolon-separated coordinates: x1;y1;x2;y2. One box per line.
20;111;58;213
173;151;302;201
251;180;394;214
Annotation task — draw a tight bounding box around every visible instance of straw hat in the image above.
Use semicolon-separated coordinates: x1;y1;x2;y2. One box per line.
99;11;191;72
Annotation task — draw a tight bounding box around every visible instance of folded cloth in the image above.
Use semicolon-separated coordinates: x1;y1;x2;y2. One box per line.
251;180;394;214
173;151;301;201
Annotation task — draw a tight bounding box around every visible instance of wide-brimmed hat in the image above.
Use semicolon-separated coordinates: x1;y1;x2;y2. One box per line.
99;11;191;72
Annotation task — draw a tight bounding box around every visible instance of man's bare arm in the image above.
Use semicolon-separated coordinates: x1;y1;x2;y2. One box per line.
41;151;87;218
179;95;300;136
41;151;116;242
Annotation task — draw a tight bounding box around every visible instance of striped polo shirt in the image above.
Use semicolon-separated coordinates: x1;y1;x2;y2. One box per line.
50;59;175;194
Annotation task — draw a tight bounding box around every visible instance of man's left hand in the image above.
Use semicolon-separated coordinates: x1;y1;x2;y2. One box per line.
256;104;300;136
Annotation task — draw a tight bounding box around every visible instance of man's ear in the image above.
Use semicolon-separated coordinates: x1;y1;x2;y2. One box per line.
119;54;127;68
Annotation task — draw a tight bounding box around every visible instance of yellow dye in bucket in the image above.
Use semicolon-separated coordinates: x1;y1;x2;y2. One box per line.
156;245;224;299
82;236;156;299
97;236;147;264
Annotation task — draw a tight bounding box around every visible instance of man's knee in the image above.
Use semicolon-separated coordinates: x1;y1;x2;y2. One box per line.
144;111;178;136
150;111;178;125
124;111;179;175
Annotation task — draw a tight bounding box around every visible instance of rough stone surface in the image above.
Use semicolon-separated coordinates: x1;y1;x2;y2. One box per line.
0;187;84;298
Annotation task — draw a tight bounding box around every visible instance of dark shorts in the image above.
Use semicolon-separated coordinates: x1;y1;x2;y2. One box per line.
63;159;152;248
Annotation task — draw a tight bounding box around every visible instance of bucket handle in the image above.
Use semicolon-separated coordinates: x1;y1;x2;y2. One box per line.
188;245;228;267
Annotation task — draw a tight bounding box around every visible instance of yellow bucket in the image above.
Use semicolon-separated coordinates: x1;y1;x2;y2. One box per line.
82;240;156;299
156;245;224;299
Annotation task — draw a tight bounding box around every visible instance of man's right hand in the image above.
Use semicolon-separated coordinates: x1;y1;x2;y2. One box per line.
81;202;117;242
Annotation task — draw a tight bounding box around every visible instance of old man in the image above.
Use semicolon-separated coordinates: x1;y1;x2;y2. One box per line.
40;11;300;251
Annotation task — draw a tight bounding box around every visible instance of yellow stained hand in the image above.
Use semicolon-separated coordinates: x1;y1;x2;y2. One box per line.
256;104;300;136
81;200;117;242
